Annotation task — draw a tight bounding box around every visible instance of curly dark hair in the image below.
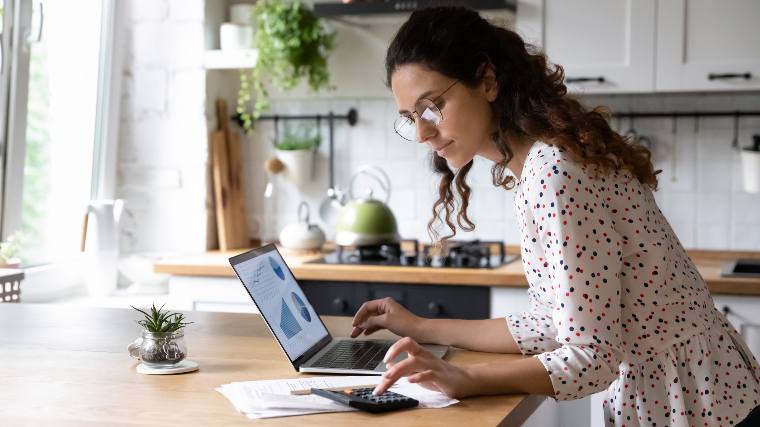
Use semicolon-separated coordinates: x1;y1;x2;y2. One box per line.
385;6;660;243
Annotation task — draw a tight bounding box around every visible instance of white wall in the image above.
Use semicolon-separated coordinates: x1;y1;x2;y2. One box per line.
116;0;209;254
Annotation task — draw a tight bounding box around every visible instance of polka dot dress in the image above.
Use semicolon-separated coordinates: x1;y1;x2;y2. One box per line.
506;141;760;426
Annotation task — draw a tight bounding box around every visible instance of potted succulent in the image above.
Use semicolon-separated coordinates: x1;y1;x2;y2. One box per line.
236;0;336;132
273;124;321;186
0;231;24;268
128;304;193;367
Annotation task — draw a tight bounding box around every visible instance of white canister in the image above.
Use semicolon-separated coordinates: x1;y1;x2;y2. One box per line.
220;23;253;51
740;149;760;193
229;4;255;25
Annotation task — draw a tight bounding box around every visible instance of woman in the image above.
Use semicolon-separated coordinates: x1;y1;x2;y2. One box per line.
350;6;760;426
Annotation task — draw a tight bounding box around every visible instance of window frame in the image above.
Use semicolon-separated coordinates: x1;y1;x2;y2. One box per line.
0;0;122;301
1;0;32;239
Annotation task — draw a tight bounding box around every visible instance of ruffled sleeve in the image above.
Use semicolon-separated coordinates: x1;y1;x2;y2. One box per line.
526;161;625;400
506;310;560;354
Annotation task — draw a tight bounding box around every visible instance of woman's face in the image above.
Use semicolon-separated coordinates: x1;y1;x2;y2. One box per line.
390;63;501;168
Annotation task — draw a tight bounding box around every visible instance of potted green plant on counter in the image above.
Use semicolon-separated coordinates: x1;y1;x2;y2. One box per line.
274;124;321;187
236;0;336;132
0;231;25;268
128;304;193;368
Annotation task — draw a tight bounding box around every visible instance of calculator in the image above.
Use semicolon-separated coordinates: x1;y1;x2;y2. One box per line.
311;387;419;413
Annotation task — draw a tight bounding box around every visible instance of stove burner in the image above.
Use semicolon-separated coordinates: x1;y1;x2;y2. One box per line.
338;243;403;263
447;241;492;268
320;239;509;269
420;240;505;268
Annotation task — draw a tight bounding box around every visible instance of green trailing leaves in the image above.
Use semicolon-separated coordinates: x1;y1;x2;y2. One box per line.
237;0;335;132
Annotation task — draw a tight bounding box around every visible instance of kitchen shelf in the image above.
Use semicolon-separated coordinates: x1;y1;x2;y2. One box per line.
204;49;258;70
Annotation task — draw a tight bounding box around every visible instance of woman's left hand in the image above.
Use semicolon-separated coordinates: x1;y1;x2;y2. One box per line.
373;337;474;398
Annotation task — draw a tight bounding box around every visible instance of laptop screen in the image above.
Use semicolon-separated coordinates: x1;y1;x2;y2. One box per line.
230;245;330;362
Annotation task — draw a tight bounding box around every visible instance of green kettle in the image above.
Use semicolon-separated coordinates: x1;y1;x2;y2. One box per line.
335;165;400;246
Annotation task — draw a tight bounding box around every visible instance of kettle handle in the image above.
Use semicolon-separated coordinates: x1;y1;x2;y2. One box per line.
349;165;391;202
298;201;310;223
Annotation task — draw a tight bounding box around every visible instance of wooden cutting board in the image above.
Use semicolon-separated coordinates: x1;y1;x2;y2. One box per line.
210;99;249;250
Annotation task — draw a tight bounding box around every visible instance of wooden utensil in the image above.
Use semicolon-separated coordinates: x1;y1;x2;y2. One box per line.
210;99;249;250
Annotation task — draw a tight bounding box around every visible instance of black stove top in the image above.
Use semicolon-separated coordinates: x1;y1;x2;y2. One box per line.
309;239;518;269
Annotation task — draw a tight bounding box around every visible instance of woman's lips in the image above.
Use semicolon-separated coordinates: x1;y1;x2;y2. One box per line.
433;140;454;155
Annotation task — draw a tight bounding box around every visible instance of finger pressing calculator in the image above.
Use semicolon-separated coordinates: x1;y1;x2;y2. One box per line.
311;387;419;413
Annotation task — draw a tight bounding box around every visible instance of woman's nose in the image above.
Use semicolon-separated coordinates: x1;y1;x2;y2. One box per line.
415;118;437;143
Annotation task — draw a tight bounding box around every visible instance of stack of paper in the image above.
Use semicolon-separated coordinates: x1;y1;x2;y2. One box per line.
217;376;459;419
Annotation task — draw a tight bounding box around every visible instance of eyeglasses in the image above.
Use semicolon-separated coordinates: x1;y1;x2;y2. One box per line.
393;80;459;142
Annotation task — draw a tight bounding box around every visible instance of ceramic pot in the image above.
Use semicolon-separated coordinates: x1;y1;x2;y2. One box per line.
274;148;314;187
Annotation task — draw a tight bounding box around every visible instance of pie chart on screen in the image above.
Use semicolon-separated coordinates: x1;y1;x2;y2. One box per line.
269;256;285;280
291;292;311;322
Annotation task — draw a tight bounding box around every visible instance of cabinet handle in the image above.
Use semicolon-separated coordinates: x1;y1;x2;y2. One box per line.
427;302;442;317
708;72;752;81
566;76;605;84
332;298;348;313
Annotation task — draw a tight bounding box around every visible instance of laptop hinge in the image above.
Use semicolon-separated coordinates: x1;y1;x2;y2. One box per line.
292;334;332;370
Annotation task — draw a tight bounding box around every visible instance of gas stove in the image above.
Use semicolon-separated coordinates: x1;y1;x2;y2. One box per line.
310;239;518;269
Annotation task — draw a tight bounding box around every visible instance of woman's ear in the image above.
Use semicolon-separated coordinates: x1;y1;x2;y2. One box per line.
478;62;499;102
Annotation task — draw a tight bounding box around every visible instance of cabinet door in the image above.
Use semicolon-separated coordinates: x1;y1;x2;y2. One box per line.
517;0;655;93
656;0;760;91
300;281;362;316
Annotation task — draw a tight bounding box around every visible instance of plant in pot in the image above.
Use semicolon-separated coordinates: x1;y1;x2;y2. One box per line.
236;0;336;132
129;304;193;367
0;231;25;268
273;124;321;187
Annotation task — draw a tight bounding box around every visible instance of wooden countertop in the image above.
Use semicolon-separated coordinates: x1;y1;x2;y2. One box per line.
0;304;543;426
153;246;760;296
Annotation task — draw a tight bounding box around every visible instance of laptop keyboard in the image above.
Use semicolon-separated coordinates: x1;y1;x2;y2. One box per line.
312;340;391;370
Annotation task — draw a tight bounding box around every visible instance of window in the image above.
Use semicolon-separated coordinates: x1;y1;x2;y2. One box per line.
1;0;112;268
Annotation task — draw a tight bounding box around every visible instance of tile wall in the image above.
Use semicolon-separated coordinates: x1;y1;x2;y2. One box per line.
247;92;760;250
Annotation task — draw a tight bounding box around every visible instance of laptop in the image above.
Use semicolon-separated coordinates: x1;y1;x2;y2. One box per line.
229;244;448;374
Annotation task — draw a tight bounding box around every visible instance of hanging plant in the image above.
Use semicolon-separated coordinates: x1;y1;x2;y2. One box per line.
237;0;336;132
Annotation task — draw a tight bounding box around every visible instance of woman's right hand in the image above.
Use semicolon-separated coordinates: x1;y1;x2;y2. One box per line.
350;297;423;339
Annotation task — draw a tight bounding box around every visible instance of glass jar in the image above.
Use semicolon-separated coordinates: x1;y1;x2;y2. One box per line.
128;329;187;367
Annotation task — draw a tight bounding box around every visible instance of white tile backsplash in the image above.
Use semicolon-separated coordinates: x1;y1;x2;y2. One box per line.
731;225;760;250
696;223;731;249
246;93;760;250
730;193;760;224
696;193;731;224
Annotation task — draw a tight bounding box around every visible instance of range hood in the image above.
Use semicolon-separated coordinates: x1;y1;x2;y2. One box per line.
313;0;516;17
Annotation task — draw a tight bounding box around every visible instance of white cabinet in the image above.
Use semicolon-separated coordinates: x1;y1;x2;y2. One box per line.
517;0;760;93
168;276;259;314
517;0;656;93
656;0;760;92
